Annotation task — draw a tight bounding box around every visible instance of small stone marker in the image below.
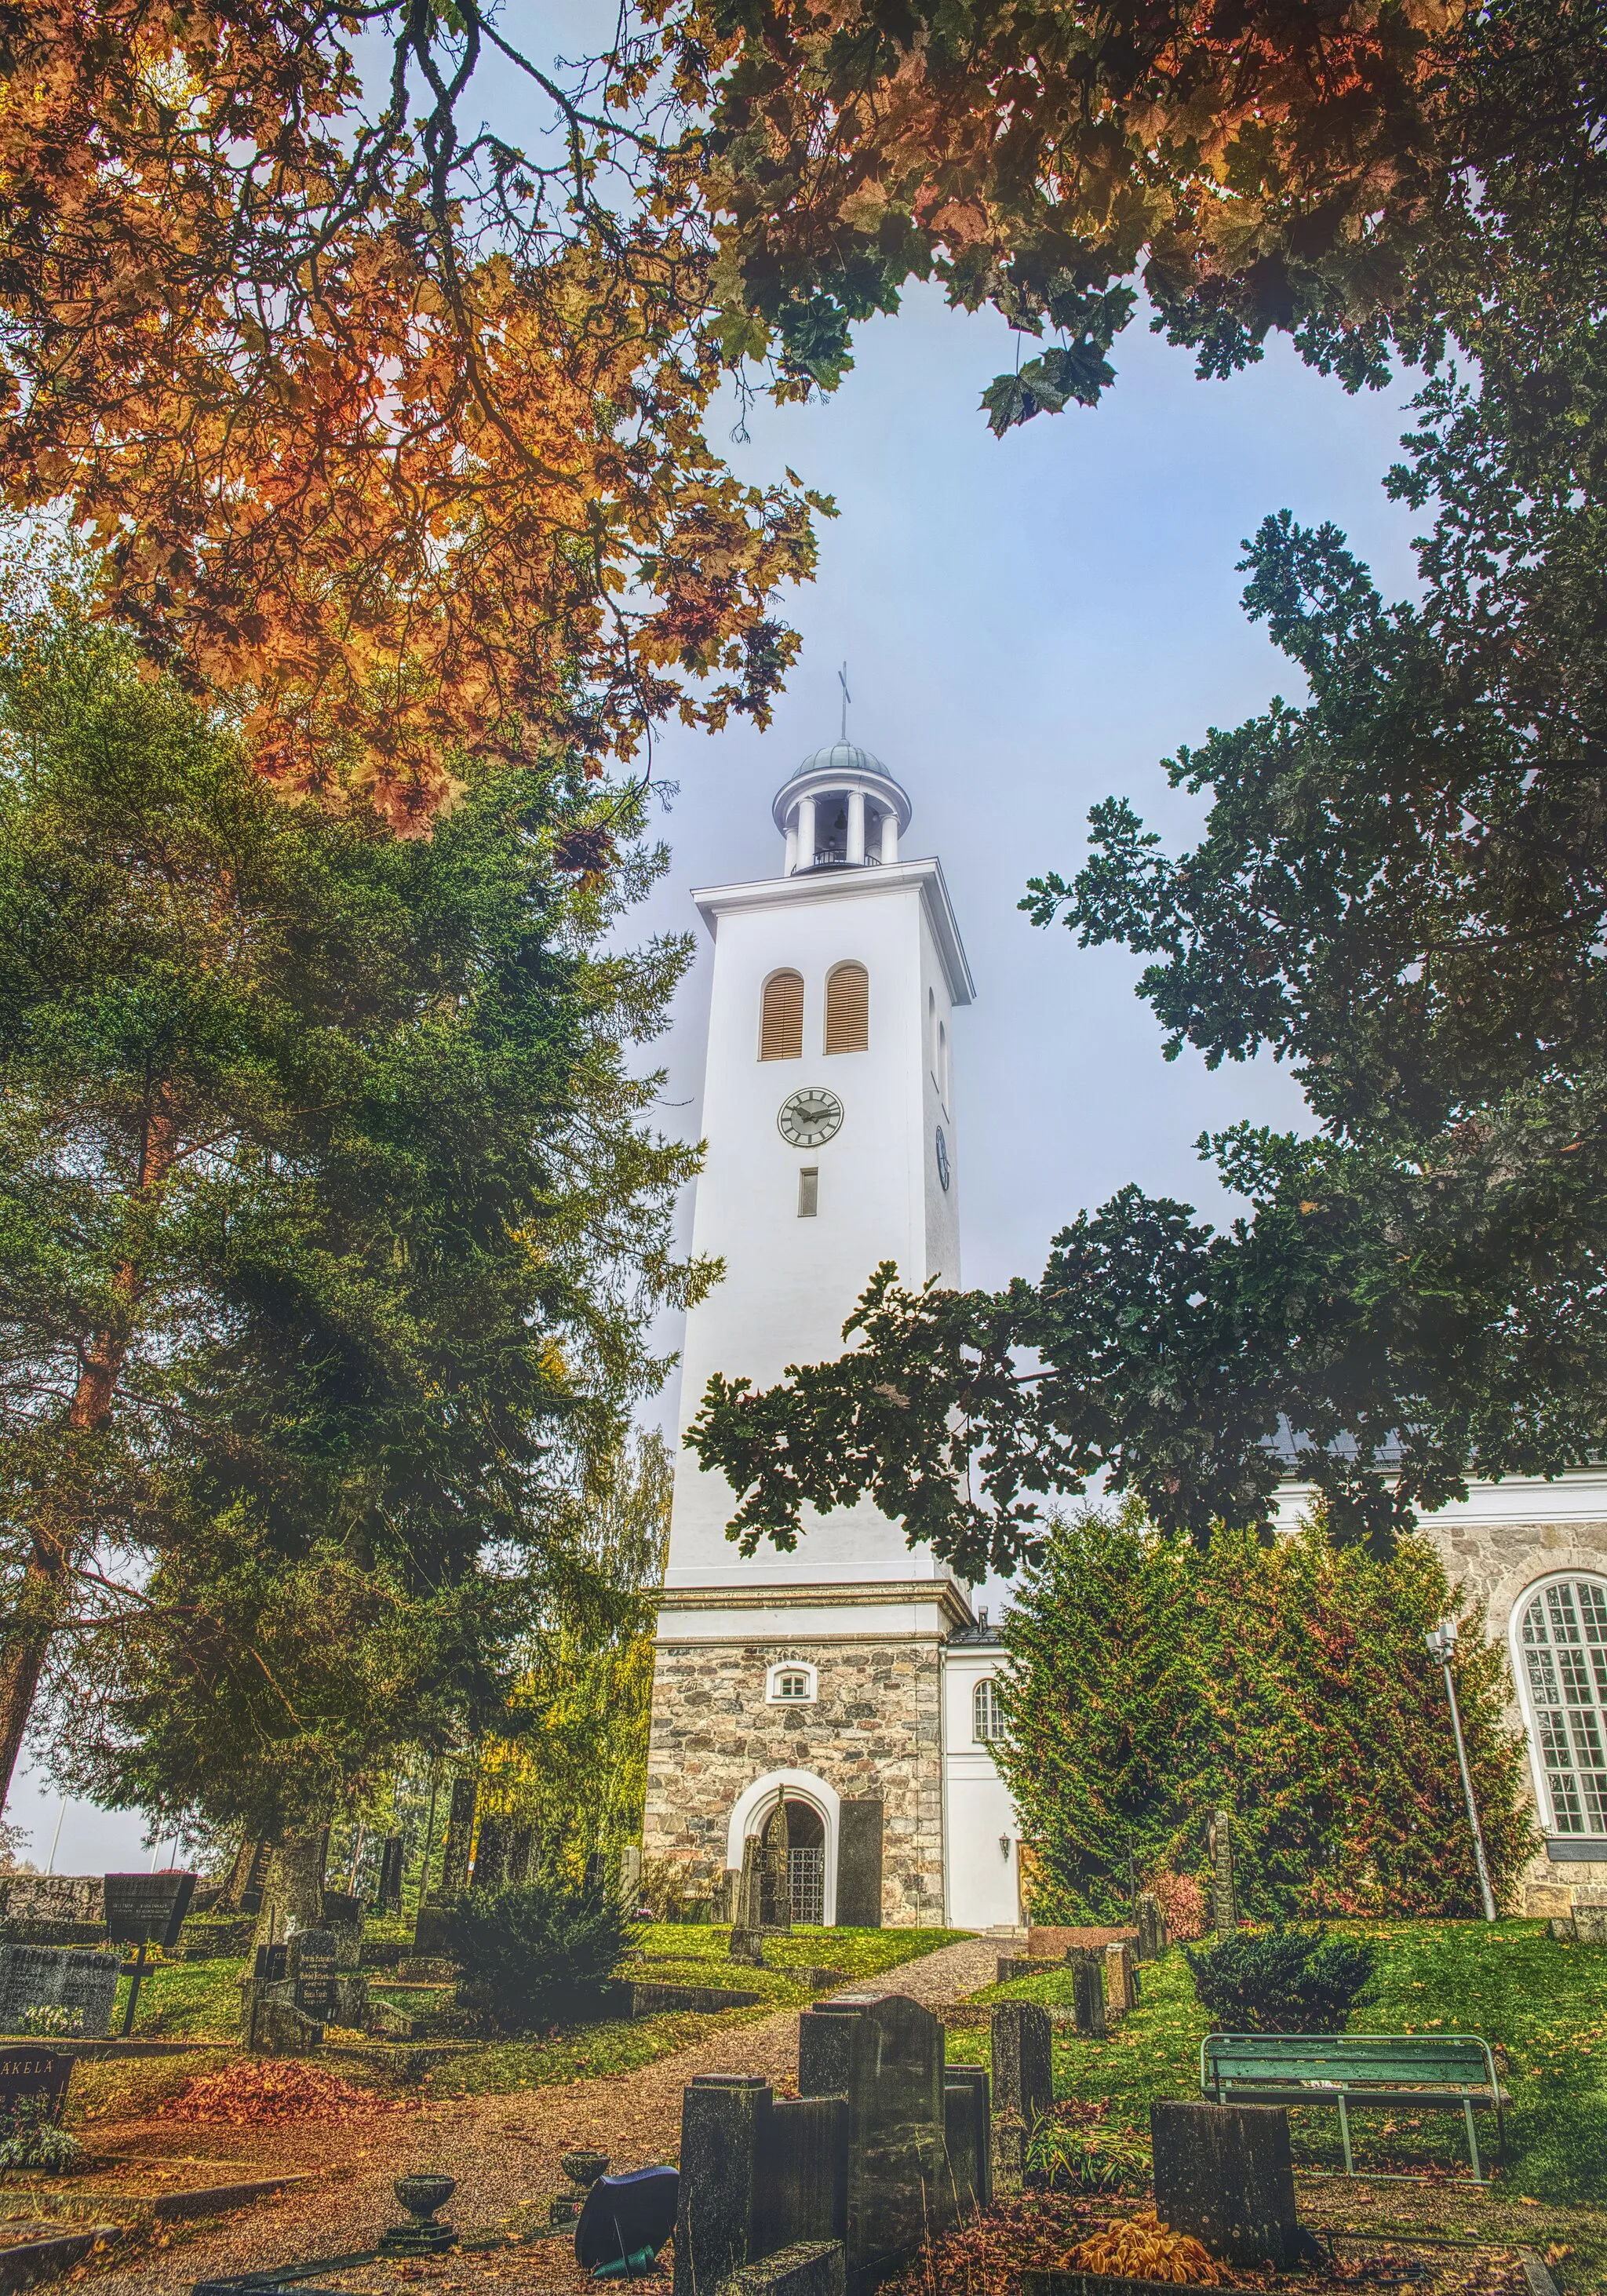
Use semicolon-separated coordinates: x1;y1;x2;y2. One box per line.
1103;1940;1137;2015
990;2000;1052;2182
1135;1892;1168;1962
1066;1948;1106;2039
0;1945;121;2038
1151;2099;1299;2267
1208;1809;1238;1937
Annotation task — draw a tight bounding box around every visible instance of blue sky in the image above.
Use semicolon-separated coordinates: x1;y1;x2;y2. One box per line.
5;42;1433;1870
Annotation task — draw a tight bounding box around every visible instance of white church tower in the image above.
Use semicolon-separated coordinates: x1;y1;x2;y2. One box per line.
643;741;1022;1929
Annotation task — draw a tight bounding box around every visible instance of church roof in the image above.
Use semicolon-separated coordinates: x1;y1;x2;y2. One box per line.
776;741;908;803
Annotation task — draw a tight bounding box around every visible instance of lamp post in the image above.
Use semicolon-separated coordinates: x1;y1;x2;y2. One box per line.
1426;1619;1498;1923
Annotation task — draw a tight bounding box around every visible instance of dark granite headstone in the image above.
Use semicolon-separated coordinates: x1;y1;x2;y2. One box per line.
756;2094;848;2258
835;1803;883;1929
1151;2100;1298;2266
506;1825;536;1886
439;1779;477;1894
943;2065;992;2216
104;1871;196;1948
0;2046;72;2122
1067;1948;1106;2039
375;1834;405;1915
0;1945;120;2038
289;1929;338;2018
472;1817;508;1891
810;1994;949;2283
676;2075;772;2296
990;2001;1052;2128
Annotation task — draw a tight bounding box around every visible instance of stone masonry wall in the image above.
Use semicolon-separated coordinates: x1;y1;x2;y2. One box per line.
643;1632;945;1925
1416;1512;1607;1898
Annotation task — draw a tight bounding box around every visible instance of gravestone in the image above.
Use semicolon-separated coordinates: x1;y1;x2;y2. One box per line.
104;1872;196;1948
990;2001;1052;2182
942;2064;993;2216
1151;2100;1299;2267
800;1994;949;2285
729;1838;766;1964
1135;1893;1168;1962
472;1816;508;1890
1104;1940;1137;2016
1067;1948;1106;2039
1208;1810;1238;1937
836;1804;883;1929
758;1808;792;1932
675;1992;962;2296
0;1945;121;2038
438;1779;477;1894
506;1825;536;1886
289;1930;338;2018
0;2046;73;2124
375;1834;405;1915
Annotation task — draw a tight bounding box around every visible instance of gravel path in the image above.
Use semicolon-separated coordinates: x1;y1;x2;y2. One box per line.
89;1936;1003;2295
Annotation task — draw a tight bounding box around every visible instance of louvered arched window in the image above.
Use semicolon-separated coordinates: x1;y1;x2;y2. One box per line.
760;970;804;1060
824;962;869;1055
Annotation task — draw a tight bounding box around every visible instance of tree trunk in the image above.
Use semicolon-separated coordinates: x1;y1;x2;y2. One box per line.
0;1099;177;1813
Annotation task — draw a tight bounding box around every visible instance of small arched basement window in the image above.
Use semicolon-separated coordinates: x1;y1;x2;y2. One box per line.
1519;1575;1607;1836
824;962;869;1055
973;1677;1004;1743
760;969;804;1060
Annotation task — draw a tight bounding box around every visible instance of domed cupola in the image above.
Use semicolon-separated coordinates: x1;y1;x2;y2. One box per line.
771;741;912;874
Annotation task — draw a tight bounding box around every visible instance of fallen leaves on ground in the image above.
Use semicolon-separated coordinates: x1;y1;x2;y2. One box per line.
169;2060;414;2125
1067;2211;1224;2284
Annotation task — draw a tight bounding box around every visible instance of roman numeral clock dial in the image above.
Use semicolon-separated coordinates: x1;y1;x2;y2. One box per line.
777;1088;844;1148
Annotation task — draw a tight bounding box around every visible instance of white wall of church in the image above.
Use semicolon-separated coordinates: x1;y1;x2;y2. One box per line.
942;1645;1021;1928
667;861;970;1590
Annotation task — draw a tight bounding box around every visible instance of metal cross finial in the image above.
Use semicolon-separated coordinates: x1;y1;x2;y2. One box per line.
838;661;851;742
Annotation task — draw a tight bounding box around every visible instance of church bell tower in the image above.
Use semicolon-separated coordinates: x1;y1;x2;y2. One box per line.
643;741;1018;1929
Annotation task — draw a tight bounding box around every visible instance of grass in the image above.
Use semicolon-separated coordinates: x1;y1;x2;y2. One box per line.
68;1922;967;2112
943;1920;1607;2287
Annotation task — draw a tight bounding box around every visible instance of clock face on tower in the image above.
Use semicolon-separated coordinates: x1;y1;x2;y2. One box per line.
778;1088;844;1148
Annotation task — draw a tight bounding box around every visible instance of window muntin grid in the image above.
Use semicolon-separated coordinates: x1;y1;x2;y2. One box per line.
1521;1576;1607;1835
973;1677;1004;1743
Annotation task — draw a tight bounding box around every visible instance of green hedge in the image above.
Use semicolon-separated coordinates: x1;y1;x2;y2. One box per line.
1000;1511;1537;1922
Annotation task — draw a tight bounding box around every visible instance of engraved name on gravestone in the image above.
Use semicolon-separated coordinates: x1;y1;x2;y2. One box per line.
0;2046;73;2123
0;1946;121;2038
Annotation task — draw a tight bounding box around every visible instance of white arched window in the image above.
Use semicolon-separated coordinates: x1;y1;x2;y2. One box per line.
973;1677;1004;1743
1518;1575;1607;1838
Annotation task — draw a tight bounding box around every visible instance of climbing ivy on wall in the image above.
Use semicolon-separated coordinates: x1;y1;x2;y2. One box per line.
1000;1509;1538;1923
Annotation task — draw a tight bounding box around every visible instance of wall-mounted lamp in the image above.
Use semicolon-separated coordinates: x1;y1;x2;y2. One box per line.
1000;1835;1012;1860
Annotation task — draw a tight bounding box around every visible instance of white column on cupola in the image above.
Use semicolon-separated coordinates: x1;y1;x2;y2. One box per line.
846;789;865;865
796;793;816;866
880;808;898;863
785;814;799;874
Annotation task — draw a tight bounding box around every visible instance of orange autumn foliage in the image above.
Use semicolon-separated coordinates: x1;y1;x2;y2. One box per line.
0;4;822;823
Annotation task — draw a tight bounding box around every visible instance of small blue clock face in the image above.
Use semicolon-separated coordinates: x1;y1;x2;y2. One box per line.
935;1124;951;1190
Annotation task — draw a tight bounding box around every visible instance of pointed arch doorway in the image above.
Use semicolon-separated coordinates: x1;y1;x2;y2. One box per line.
727;1768;840;1926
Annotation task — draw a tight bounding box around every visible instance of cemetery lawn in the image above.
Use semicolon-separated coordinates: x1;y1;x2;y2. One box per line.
71;1923;968;2116
946;1919;1607;2289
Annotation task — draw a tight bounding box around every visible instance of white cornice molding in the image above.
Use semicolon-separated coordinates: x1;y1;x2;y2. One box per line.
1275;1464;1607;1532
655;1576;975;1630
691;858;976;1007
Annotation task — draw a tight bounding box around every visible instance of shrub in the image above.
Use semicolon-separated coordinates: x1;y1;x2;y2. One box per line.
0;2097;83;2171
438;1874;637;2035
1184;1924;1376;2033
1147;1873;1206;1942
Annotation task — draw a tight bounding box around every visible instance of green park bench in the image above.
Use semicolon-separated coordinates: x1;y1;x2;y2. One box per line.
1201;2032;1508;2182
